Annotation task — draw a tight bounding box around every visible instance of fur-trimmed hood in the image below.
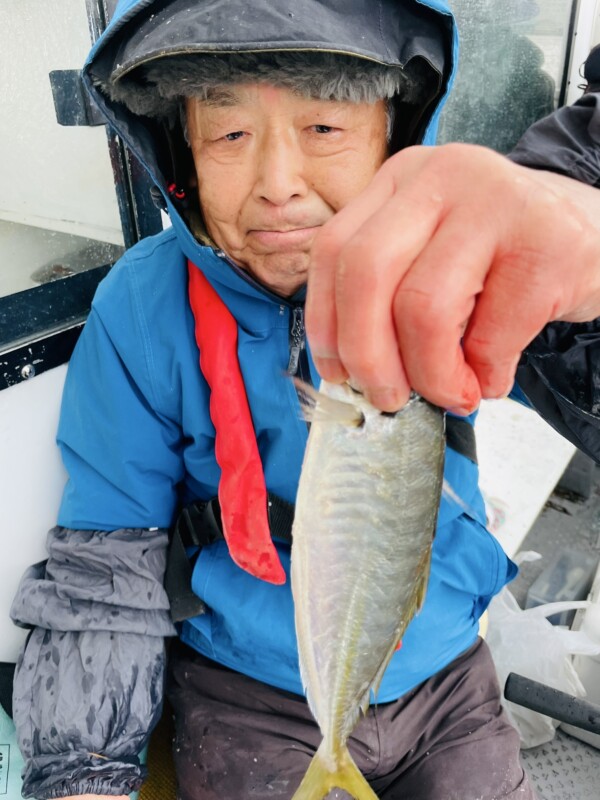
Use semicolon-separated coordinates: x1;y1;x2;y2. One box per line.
83;0;458;233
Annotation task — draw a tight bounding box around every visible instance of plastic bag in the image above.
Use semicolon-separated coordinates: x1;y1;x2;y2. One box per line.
486;551;600;749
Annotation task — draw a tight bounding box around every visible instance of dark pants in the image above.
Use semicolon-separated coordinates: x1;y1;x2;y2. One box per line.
166;638;536;800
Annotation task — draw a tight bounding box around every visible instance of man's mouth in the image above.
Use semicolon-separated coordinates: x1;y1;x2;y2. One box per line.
247;226;321;249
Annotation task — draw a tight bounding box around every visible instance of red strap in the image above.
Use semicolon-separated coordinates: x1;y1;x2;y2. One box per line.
187;260;285;584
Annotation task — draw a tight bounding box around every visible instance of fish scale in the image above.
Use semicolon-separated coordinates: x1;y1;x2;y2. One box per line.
290;382;445;800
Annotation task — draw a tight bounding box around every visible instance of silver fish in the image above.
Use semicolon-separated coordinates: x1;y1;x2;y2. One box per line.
290;381;445;800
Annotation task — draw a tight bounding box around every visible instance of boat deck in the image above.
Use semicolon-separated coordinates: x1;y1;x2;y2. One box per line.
503;444;600;800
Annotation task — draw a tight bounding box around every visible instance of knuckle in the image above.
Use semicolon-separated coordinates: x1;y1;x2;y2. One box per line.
396;288;442;337
337;246;383;294
339;348;381;386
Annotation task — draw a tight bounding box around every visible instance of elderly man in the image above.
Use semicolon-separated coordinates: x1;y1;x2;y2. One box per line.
10;2;600;800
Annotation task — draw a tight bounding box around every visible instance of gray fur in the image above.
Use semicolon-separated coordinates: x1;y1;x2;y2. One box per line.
100;50;426;120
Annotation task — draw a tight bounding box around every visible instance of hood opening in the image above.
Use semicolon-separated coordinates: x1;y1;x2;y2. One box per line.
85;0;454;242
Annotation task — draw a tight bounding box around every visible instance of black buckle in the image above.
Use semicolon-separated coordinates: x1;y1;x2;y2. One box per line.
175;498;223;549
166;494;295;623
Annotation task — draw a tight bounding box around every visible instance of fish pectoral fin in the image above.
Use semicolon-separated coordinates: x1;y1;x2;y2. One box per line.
291;743;379;800
293;379;364;427
442;478;477;518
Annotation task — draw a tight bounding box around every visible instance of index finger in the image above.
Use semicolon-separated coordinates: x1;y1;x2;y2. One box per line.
307;148;444;408
306;163;398;380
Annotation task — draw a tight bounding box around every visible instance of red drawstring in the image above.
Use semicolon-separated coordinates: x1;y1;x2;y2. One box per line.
187;260;286;585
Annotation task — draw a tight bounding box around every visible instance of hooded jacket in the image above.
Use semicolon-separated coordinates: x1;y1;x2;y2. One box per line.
9;2;600;798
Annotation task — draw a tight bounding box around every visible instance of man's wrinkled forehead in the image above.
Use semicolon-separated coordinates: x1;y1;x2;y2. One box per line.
198;83;332;108
201;86;246;107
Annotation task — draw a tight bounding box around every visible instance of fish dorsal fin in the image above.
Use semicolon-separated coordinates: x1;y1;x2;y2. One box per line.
293;379;364;427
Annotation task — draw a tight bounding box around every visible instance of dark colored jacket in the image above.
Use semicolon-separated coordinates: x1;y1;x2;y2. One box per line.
509;91;600;462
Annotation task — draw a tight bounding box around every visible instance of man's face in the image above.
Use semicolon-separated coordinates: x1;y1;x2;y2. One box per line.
185;84;389;297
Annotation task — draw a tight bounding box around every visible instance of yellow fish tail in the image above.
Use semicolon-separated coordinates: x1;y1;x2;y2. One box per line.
291;743;379;800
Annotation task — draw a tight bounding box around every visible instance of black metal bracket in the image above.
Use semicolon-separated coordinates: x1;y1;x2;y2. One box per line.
0;323;84;390
0;265;111;390
0;265;110;351
49;69;106;127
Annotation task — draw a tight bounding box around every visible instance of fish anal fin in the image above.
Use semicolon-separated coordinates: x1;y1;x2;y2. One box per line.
291;743;379;800
415;544;433;613
371;546;433;700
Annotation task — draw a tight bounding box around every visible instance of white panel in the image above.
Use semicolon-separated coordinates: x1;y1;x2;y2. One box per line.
0;1;123;243
0;367;68;662
476;399;576;559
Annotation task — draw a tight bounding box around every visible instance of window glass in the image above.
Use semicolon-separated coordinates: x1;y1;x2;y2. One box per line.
438;0;577;153
0;0;125;300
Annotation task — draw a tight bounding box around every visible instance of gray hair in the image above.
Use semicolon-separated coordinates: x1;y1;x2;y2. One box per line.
100;50;426;133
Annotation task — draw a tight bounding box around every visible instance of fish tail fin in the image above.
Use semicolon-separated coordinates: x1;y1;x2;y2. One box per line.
291;743;379;800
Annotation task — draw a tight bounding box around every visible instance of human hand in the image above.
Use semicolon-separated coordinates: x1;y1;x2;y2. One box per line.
307;143;600;412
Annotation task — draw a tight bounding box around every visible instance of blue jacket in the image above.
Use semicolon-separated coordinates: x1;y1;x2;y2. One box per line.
58;226;516;699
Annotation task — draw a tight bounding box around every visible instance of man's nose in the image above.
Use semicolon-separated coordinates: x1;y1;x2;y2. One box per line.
254;132;308;207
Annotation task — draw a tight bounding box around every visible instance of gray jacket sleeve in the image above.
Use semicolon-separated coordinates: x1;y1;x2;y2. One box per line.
10;526;176;800
507;92;600;461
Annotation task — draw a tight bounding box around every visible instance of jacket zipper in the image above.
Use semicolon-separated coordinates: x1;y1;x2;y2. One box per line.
287;304;308;380
214;251;312;386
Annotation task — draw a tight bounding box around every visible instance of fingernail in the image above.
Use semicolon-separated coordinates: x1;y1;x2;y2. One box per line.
348;377;363;394
366;387;403;412
497;380;514;400
448;406;475;417
315;356;348;383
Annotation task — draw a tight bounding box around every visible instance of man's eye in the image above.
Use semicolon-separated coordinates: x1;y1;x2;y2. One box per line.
313;125;334;134
223;131;245;141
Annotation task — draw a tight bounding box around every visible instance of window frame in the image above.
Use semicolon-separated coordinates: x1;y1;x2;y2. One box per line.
0;0;162;391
